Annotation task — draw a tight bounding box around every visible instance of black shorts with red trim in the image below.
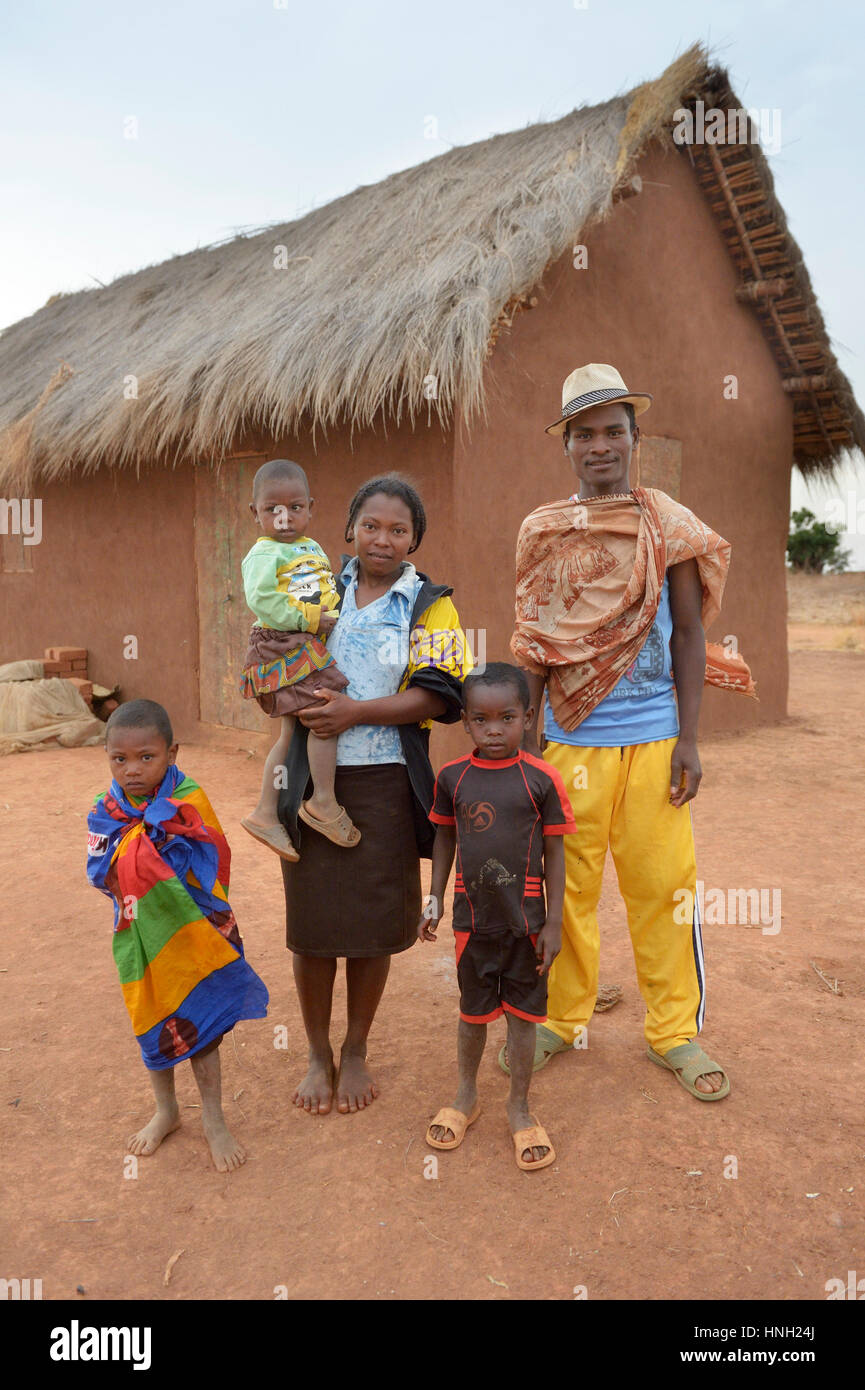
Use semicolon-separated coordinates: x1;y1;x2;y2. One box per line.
454;930;547;1024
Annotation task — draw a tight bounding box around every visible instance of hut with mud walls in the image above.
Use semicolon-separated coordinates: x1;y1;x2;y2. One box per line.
1;43;862;751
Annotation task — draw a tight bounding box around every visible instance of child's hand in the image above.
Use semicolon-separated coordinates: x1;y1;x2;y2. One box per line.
535;921;562;975
417;893;442;942
318;611;338;635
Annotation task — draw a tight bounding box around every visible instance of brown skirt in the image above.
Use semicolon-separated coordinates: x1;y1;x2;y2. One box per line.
282;764;421;958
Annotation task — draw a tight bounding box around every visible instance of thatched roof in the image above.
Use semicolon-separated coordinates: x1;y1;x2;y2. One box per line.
0;42;861;486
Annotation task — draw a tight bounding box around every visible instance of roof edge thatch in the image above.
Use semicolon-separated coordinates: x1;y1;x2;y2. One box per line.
0;42;860;488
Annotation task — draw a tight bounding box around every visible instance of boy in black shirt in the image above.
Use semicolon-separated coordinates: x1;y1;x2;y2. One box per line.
418;663;575;1169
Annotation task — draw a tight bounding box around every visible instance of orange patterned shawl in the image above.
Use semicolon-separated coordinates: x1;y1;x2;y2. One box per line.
510;487;756;733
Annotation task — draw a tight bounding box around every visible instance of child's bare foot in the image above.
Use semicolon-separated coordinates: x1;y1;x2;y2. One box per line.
293;1052;335;1114
507;1099;550;1166
336;1047;378;1113
127;1105;181;1156
202;1116;247;1171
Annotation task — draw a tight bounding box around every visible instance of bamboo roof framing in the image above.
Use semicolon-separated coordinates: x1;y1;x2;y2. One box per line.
678;68;864;471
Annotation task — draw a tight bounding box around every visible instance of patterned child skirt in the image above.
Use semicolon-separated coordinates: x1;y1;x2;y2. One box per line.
239;625;349;717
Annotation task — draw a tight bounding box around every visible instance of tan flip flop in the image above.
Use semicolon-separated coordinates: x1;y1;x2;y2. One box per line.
512;1117;556;1171
298;801;361;847
425;1104;481;1151
240;818;299;862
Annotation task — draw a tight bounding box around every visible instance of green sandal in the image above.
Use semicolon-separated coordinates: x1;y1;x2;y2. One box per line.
647;1041;731;1101
498;1024;571;1076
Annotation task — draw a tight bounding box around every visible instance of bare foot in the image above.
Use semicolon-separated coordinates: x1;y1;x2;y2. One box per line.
127;1107;181;1156
336;1049;378;1113
508;1100;550;1166
203;1117;246;1172
293;1053;335;1115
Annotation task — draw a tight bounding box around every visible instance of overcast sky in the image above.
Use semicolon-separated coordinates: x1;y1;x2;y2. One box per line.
2;0;862;559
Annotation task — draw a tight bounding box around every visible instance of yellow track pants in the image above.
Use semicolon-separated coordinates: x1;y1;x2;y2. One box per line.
543;738;704;1054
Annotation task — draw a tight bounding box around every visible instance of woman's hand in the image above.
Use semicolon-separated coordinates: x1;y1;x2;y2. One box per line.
297;689;359;737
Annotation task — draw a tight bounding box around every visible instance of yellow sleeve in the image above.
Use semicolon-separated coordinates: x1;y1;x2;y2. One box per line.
405;595;475;683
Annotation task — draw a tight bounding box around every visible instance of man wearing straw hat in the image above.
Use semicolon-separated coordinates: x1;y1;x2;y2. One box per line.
505;364;755;1100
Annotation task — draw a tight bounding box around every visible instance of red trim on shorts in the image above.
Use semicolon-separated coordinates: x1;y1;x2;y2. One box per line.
502;1002;548;1023
460;1007;504;1024
453;931;470;966
429;811;456;825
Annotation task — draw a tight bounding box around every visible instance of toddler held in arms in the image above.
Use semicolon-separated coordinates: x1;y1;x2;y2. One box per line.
239;458;360;859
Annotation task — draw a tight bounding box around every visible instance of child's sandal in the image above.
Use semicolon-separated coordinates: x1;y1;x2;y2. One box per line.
240;818;300;862
512;1118;556;1171
426;1104;481;1151
298;802;360;847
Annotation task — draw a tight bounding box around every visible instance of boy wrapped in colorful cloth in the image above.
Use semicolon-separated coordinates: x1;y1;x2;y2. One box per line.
87;699;268;1171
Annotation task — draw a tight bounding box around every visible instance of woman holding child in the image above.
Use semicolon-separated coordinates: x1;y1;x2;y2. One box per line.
274;472;472;1117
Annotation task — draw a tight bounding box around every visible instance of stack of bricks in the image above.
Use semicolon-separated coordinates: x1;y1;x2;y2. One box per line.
43;646;93;707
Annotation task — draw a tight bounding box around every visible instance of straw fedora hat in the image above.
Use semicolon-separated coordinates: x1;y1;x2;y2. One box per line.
545;363;653;436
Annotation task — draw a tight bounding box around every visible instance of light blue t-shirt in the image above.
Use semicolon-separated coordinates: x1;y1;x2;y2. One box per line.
543;572;679;749
327;557;424;767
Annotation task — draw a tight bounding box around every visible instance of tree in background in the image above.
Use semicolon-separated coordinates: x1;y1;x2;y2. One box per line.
787;508;851;574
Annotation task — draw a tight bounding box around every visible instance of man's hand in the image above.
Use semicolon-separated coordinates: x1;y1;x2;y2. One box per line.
669;736;702;807
535;921;562;975
297;689;358;737
318;610;338;636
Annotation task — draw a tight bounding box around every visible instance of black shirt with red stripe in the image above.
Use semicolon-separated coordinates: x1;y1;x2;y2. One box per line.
429;750;577;937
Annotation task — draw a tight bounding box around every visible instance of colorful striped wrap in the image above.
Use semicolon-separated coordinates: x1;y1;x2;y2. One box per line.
86;764;268;1070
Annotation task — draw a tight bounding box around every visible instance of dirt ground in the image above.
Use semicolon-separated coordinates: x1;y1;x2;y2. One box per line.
2;591;864;1301
787;569;865;652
